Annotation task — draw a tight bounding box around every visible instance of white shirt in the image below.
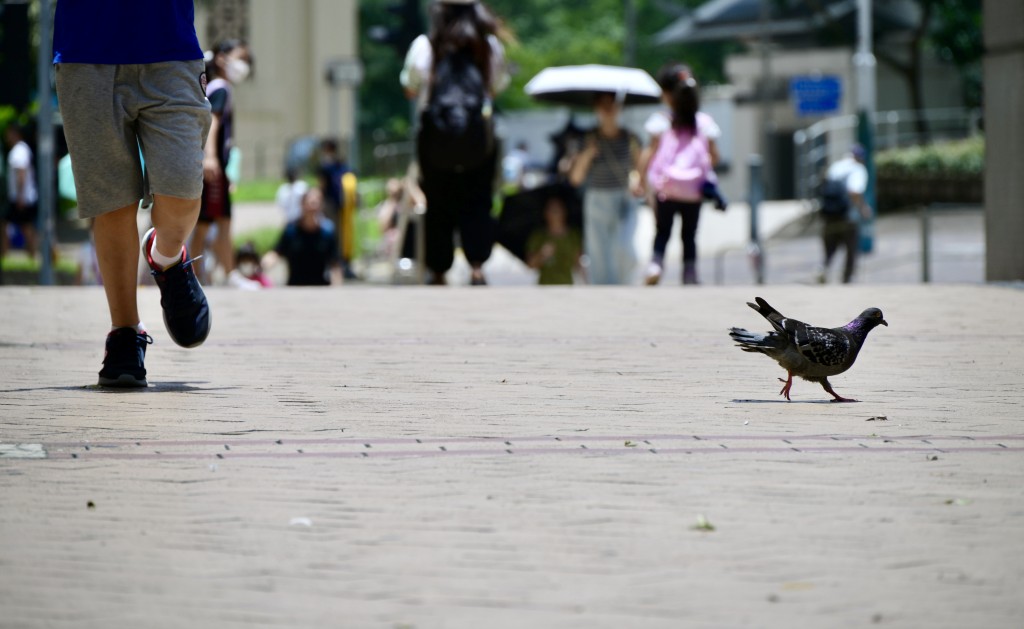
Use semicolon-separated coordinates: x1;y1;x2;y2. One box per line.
400;33;509;111
7;140;38;204
643;110;720;141
827;155;868;195
275;180;309;223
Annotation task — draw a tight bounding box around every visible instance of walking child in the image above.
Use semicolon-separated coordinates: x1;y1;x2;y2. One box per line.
640;63;725;285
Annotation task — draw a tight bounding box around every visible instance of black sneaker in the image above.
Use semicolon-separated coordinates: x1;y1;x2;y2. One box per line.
98;327;154;387
143;227;212;348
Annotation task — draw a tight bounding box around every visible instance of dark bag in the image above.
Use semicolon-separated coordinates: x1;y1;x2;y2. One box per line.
819;178;851;217
418;51;494;172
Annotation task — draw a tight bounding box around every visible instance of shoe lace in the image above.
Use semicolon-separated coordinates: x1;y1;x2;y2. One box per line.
153;255;203;307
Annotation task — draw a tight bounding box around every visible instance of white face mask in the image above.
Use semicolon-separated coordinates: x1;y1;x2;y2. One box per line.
226;58;250;84
238;262;258;278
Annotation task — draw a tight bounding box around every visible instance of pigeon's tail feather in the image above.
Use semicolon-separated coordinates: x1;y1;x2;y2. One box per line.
747;297;780;320
746;297;789;333
729;327;776;353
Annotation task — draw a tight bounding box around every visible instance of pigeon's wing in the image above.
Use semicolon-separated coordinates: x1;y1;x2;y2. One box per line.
793;326;853;367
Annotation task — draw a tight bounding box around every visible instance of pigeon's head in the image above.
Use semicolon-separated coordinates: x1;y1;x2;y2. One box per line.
858;307;888;329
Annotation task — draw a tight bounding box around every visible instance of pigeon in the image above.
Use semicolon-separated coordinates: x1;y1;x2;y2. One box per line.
729;297;887;402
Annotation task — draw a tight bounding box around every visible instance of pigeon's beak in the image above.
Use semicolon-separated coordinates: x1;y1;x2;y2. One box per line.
880;319;888;327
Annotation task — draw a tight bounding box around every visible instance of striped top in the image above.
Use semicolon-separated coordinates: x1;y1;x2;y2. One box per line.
586;130;637;190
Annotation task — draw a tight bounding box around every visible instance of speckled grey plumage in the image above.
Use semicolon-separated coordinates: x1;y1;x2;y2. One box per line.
729;297;888;402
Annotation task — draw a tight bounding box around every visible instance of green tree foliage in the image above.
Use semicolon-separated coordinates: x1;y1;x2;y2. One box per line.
926;0;982;107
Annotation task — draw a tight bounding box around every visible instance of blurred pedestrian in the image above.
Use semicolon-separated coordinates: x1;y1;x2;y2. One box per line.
639;63;725;286
502;141;532;190
317;138;359;280
74;219;102;286
568;93;642;285
818;144;871;284
317;138;349;223
3;123;39;259
525;194;583;285
376;177;406;258
262;188;342;286
275;166;309;224
401;0;512;285
54;0;212;387
227;242;271;290
190;39;252;284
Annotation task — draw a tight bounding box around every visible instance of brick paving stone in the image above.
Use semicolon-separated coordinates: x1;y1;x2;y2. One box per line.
1;284;1022;628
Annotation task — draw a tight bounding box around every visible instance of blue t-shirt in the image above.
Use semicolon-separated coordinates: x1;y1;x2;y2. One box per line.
53;0;202;65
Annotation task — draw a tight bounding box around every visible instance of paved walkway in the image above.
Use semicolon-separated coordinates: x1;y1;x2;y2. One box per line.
1;283;1022;628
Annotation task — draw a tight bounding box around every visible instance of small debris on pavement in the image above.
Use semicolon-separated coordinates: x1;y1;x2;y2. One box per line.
866;416;888;422
289;517;313;527
86;501;95;510
691;515;715;531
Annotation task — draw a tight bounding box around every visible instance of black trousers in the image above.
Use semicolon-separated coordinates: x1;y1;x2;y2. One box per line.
822;216;859;283
419;155;496;274
652;198;702;263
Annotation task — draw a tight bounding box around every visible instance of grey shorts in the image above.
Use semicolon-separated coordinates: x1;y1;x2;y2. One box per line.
56;60;212;219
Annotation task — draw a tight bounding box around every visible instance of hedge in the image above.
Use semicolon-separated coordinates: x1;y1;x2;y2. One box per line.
875;136;984;209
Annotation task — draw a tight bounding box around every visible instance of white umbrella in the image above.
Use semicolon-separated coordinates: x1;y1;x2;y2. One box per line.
524;64;662;107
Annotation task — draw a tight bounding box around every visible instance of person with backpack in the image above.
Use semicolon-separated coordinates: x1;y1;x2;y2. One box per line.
639;64;723;285
400;0;511;286
818;144;871;284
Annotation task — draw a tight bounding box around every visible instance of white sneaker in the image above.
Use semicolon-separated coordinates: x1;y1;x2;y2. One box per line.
645;261;662;286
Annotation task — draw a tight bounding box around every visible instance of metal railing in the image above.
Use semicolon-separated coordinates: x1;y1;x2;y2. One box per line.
793;107;982;201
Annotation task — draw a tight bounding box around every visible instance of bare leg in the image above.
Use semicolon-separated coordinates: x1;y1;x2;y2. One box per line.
21;224;38;259
777;372;794;400
153;194;201;259
94;203;142;328
469;263;486;285
213;216;233;277
188;220;210;281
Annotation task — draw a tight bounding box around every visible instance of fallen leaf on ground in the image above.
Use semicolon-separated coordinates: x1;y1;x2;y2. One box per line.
691;515;715;531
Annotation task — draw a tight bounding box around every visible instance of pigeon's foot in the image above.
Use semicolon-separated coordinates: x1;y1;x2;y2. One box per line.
777;374;793;401
822;381;858;403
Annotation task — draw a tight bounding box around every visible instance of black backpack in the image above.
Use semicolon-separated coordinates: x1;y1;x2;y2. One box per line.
418;51;494;172
819;177;851;217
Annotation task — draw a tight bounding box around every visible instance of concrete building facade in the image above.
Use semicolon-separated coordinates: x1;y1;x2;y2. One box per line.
193;0;359;180
983;0;1024;281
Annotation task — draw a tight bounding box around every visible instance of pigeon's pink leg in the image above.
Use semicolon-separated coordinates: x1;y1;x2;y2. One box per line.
823;381;858;403
777;373;793;401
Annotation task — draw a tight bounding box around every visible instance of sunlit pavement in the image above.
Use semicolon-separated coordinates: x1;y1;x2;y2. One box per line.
1;281;1021;628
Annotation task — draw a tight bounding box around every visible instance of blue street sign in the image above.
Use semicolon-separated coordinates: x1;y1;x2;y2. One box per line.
790;76;842;117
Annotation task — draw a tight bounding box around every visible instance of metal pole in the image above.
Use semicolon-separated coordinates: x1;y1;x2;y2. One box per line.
747;154;765;285
854;0;877;254
350;87;360;173
920;204;930;283
758;0;773;199
37;0;56;285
